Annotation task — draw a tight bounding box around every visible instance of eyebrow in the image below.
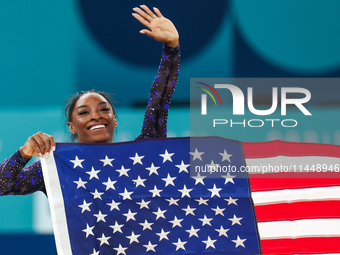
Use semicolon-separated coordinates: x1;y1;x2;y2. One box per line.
77;101;108;110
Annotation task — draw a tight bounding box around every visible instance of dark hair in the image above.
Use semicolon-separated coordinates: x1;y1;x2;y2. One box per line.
64;89;116;142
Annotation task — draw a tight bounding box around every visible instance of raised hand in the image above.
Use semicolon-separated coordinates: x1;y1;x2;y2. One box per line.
132;5;179;48
19;132;56;159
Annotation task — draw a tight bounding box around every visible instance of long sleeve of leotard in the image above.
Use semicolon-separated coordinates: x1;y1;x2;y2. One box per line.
0;150;45;196
135;44;180;140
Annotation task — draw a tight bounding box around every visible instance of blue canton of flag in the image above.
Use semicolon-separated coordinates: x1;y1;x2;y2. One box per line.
41;137;261;255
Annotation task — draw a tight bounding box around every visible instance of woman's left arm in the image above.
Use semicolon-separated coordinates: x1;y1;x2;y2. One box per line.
133;5;180;139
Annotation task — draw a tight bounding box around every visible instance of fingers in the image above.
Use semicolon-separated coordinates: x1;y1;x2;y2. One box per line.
132;12;150;29
152;7;164;18
132;5;161;28
140;5;158;19
28;132;56;158
132;7;152;23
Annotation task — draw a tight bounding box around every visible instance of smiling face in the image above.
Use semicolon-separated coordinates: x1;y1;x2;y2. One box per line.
68;93;116;143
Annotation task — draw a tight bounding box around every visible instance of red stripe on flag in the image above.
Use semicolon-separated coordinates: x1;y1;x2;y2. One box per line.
261;236;340;254
255;200;340;222
250;172;340;191
243;140;340;158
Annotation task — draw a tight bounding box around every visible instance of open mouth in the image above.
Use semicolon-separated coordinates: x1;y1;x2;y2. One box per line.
89;124;106;131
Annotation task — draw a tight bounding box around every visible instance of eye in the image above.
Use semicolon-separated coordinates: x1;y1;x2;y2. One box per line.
101;107;110;112
79;111;88;116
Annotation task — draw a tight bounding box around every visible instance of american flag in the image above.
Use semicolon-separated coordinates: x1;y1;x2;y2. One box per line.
41;137;261;255
41;137;340;255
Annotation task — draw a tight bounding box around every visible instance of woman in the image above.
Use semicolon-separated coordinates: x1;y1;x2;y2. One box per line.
0;5;180;196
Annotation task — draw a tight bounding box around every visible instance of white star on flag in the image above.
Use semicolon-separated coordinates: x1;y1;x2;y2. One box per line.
82;224;94;238
156;229;170;241
94;211;107;223
208;184;222;198
225;196;238;205
228;214;243;226
100;155;114;166
166;197;179;206
116;165;130;177
86;167;100;180
178;184;193;198
153;207;167;220
215;226;229;237
145;163;160;176
90;189;104;200
109;221;123;233
189;148;204;161
78;200;92;213
143;241;157;252
136;199;151;209
122;209;137;222
175;160;190;173
70;156;84;169
212;205;226;216
107;199;121;211
186;225;200;237
97;233;111;246
119;188;133;200
129;153;144;165
182;205;196;216
139;220;153;231
148;185;162;197
191;172;206;185
102;177;116;190
126;231;140;244
199;215;213;226
222;172;236;184
162;173;176;186
113;244;128;255
173;238;187;251
202;236;217;249
232;235;246;248
159;149;174;162
205;160;219;173
132;175;146;187
219;149;233;162
195;197;209;205
169;216;183;228
73;177;87;189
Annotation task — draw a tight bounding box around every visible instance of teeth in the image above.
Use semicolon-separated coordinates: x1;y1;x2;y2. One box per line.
90;125;105;131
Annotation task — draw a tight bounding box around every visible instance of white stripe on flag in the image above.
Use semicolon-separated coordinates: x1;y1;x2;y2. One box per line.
252;186;340;205
246;155;340;174
258;218;340;239
41;152;72;255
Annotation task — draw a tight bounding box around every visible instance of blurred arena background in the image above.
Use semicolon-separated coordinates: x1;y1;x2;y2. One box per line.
1;0;340;253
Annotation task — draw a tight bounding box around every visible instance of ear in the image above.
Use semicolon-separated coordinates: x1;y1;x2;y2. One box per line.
68;122;76;134
113;115;118;128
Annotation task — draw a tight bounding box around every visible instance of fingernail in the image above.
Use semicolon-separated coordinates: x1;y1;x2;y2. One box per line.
52;146;56;151
139;30;145;34
39;153;43;158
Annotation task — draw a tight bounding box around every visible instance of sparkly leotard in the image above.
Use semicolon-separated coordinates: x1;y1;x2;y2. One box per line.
0;44;180;196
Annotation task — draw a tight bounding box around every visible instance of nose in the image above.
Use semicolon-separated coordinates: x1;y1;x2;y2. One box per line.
90;110;101;120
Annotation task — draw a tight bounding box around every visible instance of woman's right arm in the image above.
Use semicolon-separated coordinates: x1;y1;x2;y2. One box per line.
0;151;45;195
0;132;55;196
